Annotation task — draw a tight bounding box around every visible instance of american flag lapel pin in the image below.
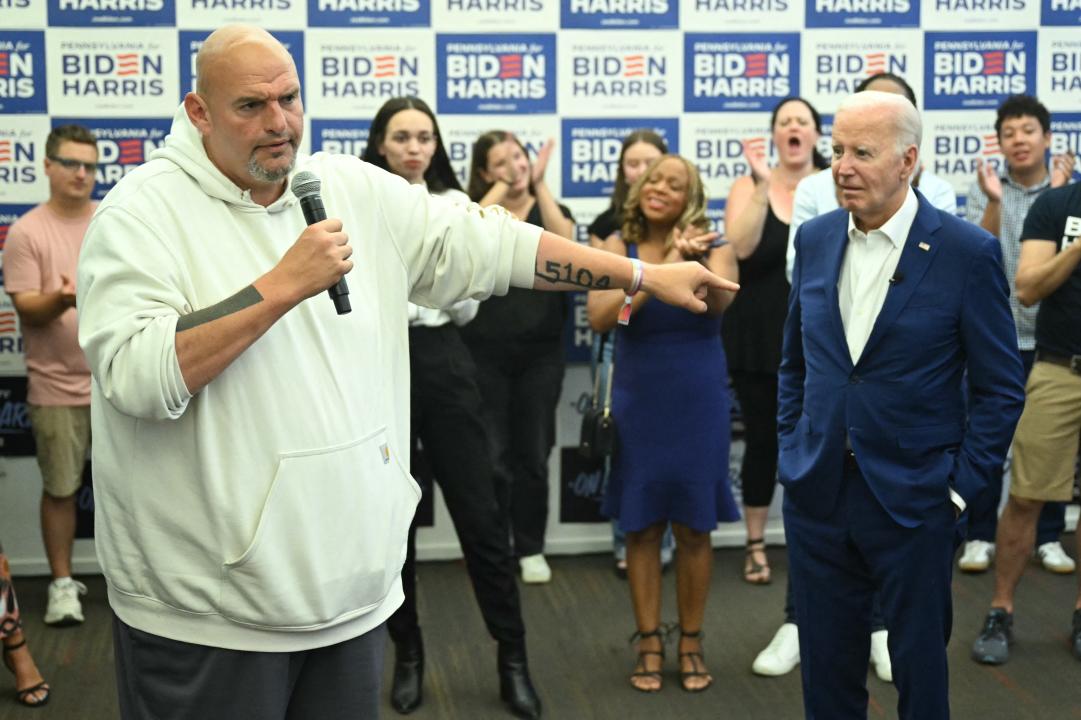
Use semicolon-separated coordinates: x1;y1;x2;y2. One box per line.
918;242;930;251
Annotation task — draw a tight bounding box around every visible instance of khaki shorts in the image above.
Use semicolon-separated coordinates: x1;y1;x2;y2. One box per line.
27;404;91;499
1010;361;1081;502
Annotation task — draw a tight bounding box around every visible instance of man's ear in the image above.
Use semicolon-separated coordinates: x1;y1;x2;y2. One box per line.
184;92;212;135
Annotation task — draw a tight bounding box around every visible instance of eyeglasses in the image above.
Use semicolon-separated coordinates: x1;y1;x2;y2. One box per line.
48;156;98;173
387;133;437;146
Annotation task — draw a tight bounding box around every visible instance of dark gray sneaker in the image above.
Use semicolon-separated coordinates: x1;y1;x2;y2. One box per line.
972;608;1013;665
1072;610;1081;662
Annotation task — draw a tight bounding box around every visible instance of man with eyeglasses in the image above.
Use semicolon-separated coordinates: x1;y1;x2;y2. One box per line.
3;124;99;627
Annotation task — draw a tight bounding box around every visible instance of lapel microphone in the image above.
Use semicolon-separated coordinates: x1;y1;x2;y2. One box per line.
291;171;352;315
889;272;905;285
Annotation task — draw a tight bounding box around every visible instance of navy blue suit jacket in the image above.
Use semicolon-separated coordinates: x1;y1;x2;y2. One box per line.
778;192;1026;528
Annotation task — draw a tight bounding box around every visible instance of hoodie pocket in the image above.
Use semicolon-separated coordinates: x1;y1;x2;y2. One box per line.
219;427;420;630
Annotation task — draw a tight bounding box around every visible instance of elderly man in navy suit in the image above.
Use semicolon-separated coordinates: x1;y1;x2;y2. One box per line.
778;90;1026;720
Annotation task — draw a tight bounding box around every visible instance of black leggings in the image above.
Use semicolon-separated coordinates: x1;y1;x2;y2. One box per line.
731;370;779;508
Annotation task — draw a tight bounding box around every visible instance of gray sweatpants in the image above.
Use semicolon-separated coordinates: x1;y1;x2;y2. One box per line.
112;614;385;720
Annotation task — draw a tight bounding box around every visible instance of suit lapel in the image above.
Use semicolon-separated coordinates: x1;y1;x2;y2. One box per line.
823;219;852;368
857;195;943;364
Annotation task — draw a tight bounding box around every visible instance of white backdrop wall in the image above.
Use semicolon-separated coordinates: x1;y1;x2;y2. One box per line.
0;0;1079;572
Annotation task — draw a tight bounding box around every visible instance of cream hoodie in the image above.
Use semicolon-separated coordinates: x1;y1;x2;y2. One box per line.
76;106;541;651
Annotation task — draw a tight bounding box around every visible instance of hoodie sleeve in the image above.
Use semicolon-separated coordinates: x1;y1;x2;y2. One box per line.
77;205;192;421
362;166;542;308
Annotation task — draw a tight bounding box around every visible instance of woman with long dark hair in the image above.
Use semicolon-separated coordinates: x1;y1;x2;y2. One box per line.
588;155;739;693
461;131;574;586
361;99;541;720
723;96;829;587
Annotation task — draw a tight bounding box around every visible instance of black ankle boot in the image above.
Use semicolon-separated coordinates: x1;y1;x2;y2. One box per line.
497;641;542;719
391;632;424;714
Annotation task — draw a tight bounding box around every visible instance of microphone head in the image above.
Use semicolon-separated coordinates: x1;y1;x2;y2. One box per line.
291;171;321;200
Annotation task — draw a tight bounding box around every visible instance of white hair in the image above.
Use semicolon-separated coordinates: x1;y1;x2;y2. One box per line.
836;90;922;158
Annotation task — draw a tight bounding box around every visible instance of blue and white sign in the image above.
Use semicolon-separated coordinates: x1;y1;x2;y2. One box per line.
48;0;175;26
561;117;678;198
51;117;168;199
0;116;50;204
684;33;798;113
308;0;430;25
560;32;680;116
175;0;304;28
437;34;556;115
806;0;918;27
311;119;371;156
306;30;431;118
47;29;178;117
1039;30;1081;112
683;112;771;201
924;32;1036;110
803;30;921;113
560;0;677;29
683;0;800;31
1042;0;1081;25
0;32;47;115
924;110;1002;196
1051;114;1081;182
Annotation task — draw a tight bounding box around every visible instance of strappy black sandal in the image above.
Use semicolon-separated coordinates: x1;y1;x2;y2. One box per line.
678;629;713;693
628;628;667;693
743;537;772;585
2;639;50;708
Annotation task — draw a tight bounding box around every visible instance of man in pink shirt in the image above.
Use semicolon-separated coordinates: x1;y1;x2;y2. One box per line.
4;125;97;626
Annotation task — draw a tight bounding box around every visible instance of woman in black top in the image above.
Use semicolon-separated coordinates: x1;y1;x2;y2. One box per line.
723;97;828;585
461;131;575;585
360;100;541;719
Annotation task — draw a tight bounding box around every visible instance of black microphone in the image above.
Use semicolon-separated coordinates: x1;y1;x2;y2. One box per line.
889;272;904;285
291;171;351;315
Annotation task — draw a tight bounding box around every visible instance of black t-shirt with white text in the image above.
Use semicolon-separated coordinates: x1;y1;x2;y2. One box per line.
1021;182;1081;356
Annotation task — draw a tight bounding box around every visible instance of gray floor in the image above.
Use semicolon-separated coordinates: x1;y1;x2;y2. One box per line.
2;542;1079;719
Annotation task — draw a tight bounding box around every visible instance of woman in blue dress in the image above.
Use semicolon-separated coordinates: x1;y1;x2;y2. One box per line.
587;154;740;694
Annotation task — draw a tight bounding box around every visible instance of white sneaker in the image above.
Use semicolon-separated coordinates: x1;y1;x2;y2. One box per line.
870;629;893;683
752;622;800;676
44;578;87;626
958;540;995;573
1037;541;1076;574
519;554;551;584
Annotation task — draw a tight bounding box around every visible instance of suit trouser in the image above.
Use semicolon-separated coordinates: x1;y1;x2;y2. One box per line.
784;456;958;720
966;350;1067;544
388;326;526;646
113;615;385;720
467;338;564;558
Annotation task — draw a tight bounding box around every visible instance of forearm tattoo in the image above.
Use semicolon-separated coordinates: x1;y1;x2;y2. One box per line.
535;260;612;290
175;285;264;332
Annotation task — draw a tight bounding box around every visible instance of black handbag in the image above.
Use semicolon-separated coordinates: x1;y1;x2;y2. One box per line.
579;334;617;462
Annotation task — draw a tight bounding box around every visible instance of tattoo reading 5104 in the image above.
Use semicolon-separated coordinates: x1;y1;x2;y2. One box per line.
535;260;612;290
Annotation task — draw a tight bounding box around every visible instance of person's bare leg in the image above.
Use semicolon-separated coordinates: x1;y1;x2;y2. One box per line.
2;629;49;705
744;505;770;583
626;523;664;691
672;523;713;691
41;493;76;580
990;495;1044;612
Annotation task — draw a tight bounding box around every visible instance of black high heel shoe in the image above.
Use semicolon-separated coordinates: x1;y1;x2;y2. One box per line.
2;638;50;708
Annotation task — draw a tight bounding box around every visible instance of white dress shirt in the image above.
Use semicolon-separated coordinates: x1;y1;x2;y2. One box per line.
408;187;481;328
787;167;957;282
836;186;965;512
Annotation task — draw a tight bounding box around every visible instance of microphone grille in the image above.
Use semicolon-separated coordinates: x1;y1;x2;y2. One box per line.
291;171;321;200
